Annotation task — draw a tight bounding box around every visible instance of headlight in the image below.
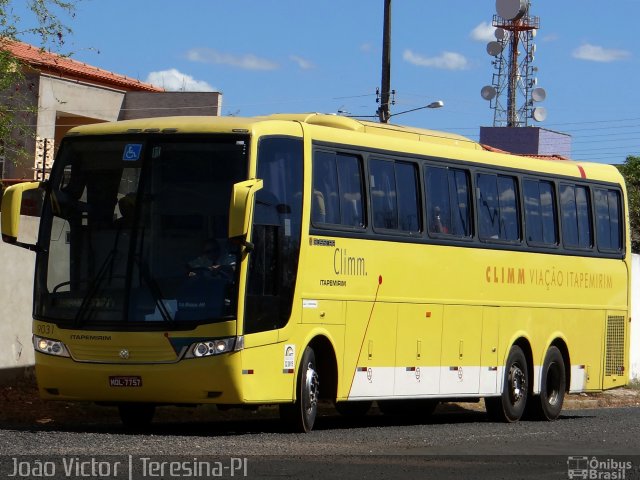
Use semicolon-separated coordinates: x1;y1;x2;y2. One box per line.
33;336;70;357
184;337;237;359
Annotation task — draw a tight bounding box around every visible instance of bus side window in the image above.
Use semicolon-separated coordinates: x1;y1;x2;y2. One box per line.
594;188;622;252
336;154;365;228
312;152;340;225
426;166;451;235
370;159;398;230
477;173;520;242
426;166;472;238
395;162;420;232
245;137;303;334
560;184;593;249
523;179;558;246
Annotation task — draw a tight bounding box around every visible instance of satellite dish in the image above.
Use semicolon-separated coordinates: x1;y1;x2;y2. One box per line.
496;0;527;20
487;41;504;56
532;87;546;102
495;28;506;40
532;107;547;122
481;86;497;101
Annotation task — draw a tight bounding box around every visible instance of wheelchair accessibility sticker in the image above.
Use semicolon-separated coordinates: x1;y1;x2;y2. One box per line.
123;144;142;161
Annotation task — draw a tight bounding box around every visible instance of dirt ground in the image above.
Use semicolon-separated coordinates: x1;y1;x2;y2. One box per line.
1;377;639;429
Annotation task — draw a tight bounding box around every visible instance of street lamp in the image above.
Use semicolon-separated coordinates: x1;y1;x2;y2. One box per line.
388;100;444;118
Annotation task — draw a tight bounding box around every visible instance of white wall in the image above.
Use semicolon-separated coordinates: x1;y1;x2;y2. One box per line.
630;254;640;380
37;75;125;139
0;216;38;378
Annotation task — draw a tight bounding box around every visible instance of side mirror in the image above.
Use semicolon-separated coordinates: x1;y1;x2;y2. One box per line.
1;181;42;248
228;179;263;244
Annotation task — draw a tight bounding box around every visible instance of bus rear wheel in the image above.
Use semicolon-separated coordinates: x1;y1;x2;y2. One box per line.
486;345;528;422
527;346;566;420
118;403;155;429
279;346;319;433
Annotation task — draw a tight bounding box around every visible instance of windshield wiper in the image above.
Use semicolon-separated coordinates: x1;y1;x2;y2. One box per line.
74;227;128;326
74;249;116;326
133;254;172;323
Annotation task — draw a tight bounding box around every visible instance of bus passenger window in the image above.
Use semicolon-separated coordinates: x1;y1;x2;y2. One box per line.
477;173;520;242
312;151;365;229
336;154;365;227
560;184;593;249
395;162;420;232
425;166;471;238
594;188;622;251
426;167;451;234
312;152;340;225
369;158;420;233
523;179;558;245
370;159;398;230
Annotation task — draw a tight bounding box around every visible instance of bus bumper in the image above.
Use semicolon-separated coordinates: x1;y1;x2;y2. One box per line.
34;351;244;405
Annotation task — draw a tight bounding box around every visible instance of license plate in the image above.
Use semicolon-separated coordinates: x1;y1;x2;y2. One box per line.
109;376;142;387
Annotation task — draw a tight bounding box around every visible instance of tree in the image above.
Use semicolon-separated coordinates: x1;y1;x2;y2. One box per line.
0;0;76;174
617;155;640;253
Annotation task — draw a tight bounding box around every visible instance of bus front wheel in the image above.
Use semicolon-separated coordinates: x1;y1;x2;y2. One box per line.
279;346;319;433
486;345;528;422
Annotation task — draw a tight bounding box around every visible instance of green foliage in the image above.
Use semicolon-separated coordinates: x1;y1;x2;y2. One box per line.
0;0;76;172
0;0;75;45
617;155;640;253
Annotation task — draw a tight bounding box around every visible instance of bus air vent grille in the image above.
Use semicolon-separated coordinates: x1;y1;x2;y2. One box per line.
605;315;625;376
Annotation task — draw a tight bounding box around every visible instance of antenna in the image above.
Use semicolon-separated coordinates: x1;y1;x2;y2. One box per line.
480;0;548;127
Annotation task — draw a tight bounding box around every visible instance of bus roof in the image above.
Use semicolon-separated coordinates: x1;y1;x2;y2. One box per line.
66;113;623;185
67;113;472;144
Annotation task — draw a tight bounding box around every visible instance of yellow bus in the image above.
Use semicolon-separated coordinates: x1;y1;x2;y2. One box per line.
1;113;630;432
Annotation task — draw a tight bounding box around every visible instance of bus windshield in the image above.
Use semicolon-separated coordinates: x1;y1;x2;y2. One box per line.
35;135;248;328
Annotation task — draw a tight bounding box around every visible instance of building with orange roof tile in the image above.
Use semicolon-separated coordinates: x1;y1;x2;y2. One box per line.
0;40;221;180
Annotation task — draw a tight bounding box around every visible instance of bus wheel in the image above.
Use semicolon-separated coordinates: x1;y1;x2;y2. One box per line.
335;400;372;417
528;346;566;420
279;346;319;433
118;403;155;429
486;345;528;422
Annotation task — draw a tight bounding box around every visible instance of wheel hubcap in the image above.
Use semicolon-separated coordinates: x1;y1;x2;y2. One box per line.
546;362;560;406
304;363;319;414
509;364;526;405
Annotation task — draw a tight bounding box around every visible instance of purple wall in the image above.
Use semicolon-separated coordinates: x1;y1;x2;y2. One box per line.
480;127;572;158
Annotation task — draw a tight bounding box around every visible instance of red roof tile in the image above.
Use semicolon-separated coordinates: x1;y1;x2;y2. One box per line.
1;39;163;92
481;143;571;161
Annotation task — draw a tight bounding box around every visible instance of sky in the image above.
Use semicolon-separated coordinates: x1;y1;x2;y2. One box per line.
13;0;640;164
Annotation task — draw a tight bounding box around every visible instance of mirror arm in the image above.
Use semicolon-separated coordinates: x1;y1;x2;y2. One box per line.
15;241;40;252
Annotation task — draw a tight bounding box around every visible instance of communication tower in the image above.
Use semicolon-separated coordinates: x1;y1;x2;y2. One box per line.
481;0;547;127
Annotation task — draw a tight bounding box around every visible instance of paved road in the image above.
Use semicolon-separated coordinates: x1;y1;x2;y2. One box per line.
1;406;640;479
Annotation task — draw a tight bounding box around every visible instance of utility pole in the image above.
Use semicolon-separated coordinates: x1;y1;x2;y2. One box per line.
378;0;392;123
